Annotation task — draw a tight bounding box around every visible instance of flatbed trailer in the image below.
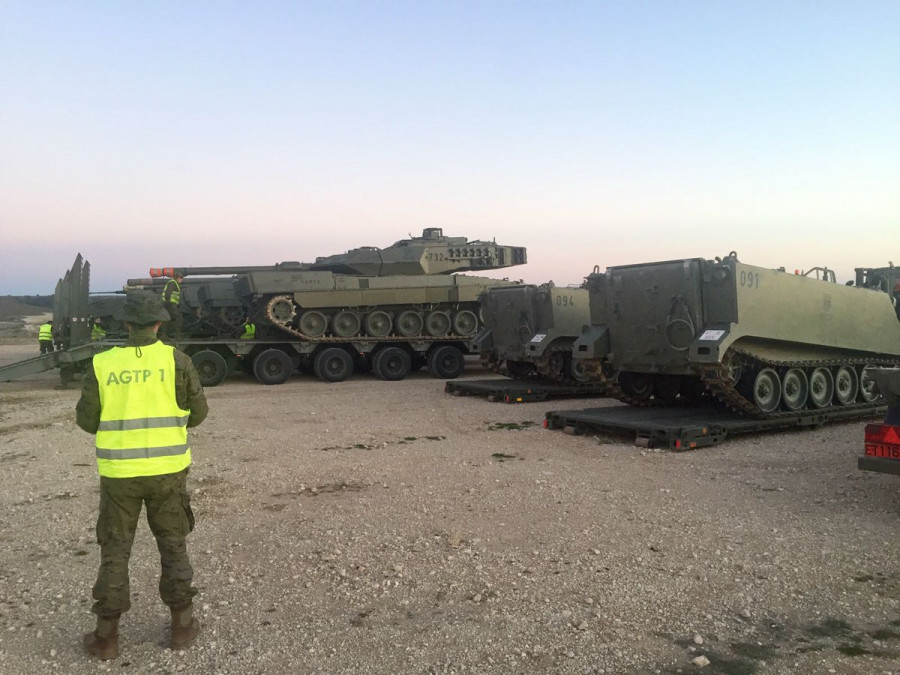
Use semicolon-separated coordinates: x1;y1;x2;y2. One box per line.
543;403;885;450
1;335;473;388
444;377;607;403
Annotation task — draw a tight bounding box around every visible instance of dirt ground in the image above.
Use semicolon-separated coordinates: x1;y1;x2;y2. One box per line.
0;338;897;674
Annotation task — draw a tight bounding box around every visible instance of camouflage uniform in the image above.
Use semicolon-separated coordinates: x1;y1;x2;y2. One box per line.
76;321;208;620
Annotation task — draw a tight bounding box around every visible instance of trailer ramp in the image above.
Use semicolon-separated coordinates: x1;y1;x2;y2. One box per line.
544;404;885;450
445;378;606;403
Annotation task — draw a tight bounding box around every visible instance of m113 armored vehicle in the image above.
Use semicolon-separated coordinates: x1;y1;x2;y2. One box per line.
574;255;900;417
475;282;594;383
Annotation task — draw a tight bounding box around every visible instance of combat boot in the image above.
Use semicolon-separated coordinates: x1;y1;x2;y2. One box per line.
170;603;200;650
83;614;120;660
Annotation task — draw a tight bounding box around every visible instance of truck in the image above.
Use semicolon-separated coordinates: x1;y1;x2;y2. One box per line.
2;229;528;387
860;367;900;475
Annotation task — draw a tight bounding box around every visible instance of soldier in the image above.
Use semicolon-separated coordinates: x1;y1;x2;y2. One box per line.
160;270;184;340
90;317;107;341
39;320;54;354
239;315;256;340
76;291;209;660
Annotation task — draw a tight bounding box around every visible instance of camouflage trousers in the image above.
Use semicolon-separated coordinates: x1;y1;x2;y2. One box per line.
160;303;182;340
92;469;197;617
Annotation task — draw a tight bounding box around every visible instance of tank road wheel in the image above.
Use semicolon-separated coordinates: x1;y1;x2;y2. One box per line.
253;349;294;385
452;310;479;336
618;372;653;402
808;367;834;408
299;310;328;337
332;310;361;338
723;354;743;385
858;367;883;403
266;295;297;325
217;306;244;331
372;347;412;381
427;345;466;379
566;355;591;383
750;368;781;413
365;310;393;337
781;368;809;411
505;360;535;379
396;310;424;337
425;310;451;337
834;366;859;405
313;347;353;383
191;350;228;387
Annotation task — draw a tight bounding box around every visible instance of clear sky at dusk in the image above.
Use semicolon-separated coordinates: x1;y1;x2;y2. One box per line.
1;1;897;294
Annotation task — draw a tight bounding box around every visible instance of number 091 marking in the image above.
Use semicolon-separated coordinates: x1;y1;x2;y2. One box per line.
739;271;760;289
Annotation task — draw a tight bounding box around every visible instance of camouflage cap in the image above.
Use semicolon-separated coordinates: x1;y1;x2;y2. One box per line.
121;291;170;324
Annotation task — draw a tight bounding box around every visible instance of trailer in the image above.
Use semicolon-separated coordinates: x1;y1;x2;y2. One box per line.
444;377;607;403
0;254;479;387
543;403;885;450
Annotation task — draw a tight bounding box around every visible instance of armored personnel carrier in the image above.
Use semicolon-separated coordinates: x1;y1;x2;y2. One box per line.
475;282;593;383
574;254;900;417
147;229;527;382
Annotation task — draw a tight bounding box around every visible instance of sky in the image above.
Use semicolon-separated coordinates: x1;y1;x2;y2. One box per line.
1;1;897;295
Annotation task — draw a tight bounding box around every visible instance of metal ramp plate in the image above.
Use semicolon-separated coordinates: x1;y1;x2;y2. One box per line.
544;404;885;450
444;378;606;404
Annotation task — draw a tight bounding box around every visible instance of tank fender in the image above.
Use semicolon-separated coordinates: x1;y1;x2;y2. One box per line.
525;328;572;357
689;326;732;363
573;324;610;359
472;327;493;352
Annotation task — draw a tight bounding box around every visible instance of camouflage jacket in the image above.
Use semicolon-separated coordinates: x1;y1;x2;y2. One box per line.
76;329;209;434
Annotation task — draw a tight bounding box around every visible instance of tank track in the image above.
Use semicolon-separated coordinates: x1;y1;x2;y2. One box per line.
697;345;897;419
262;294;477;344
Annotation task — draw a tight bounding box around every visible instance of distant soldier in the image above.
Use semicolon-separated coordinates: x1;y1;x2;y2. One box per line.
39;320;54;354
76;292;208;660
160;271;184;340
91;317;107;341
239;316;256;340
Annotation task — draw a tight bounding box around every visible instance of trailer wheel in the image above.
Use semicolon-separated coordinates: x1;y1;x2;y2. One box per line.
427;345;465;379
253;348;294;385
373;347;412;381
313;347;353;383
192;350;228;387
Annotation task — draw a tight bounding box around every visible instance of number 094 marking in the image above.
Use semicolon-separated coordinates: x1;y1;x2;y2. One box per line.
555;295;576;306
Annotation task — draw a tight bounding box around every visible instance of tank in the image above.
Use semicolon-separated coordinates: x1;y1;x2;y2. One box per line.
574;254;900;417
124;277;247;338
149;229;527;341
475;282;593;383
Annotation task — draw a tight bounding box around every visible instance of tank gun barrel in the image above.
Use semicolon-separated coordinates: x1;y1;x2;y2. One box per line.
149;263;308;278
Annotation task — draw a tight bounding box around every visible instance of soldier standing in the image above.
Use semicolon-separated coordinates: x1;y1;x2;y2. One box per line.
91;317;107;341
39;320;54;354
76;292;208;660
160;271;184;340
239;316;256;340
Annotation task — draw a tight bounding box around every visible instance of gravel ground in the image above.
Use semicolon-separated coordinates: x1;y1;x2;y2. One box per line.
0;340;898;675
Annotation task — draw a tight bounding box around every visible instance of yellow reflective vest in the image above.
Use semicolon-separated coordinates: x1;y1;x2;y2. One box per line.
162;278;181;306
92;341;191;478
39;323;53;341
91;324;106;341
240;322;256;340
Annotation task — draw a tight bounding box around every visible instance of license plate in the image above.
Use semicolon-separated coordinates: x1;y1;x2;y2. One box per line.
865;443;900;460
